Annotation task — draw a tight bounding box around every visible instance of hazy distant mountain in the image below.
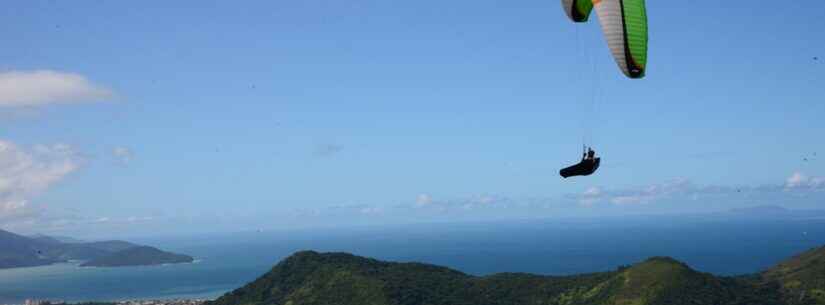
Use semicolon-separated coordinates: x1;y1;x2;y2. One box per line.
83;240;140;253
728;205;790;216
719;206;825;222
209;246;825;305
29;234;86;244
0;230;59;269
80;246;193;267
0;229;190;269
29;235;65;244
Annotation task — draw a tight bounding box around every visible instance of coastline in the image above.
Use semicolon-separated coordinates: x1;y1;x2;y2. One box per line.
6;299;212;305
0;259;200;271
0;261;236;305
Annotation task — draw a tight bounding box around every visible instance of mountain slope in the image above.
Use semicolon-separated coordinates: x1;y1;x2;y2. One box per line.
210;251;780;305
0;229;189;269
0;229;58;268
764;246;825;304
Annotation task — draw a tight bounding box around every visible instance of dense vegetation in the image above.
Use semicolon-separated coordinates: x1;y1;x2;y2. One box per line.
80;246;194;267
209;246;825;305
764;246;825;304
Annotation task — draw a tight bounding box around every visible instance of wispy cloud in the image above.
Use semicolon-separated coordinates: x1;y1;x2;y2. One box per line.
359;206;384;215
573;179;695;207
785;171;825;189
415;193;433;207
24;214;160;236
20;169;825;235
112;146;134;165
313;144;344;157
578;187;603;206
0;70;114;107
613;179;694;205
573;171;825;210
0;140;82;227
411;193;512;212
294;193;536;227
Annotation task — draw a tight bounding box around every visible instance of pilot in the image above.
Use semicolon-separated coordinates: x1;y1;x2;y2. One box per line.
586;148;595;161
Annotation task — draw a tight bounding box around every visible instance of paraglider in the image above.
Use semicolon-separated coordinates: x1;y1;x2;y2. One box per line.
560;147;601;178
558;0;648;178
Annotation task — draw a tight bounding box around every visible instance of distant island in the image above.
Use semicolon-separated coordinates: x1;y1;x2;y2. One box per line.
80;246;193;267
208;245;825;305
0;229;193;269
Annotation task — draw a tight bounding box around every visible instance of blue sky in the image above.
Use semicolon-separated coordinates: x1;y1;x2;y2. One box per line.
0;0;823;238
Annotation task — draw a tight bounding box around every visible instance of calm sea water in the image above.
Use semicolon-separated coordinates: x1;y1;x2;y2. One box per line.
2;215;825;304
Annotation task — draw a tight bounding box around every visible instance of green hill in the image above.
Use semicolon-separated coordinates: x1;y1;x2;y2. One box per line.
80;246;193;267
552;257;743;305
764;246;825;304
210;250;811;305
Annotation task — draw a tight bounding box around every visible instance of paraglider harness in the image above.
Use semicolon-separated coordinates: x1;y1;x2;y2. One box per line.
560;146;601;178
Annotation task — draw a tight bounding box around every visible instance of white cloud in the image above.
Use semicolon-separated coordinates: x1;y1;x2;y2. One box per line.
0;140;81;226
611;195;655;205
112;147;133;165
578;187;603;206
408;193;515;213
575;179;700;207
415;193;433;207
787;172;808;188
0;200;40;222
583;187;602;197
785;171;825;190
91;216;154;224
282;170;825;229
573;171;825;209
471;195;496;205
296;192;526;222
0;70;114;107
462;194;509;210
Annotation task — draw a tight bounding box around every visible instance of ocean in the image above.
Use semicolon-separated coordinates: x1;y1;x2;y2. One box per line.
2;214;824;304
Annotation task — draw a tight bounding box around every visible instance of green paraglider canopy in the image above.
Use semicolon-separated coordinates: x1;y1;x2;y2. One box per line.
561;0;648;79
